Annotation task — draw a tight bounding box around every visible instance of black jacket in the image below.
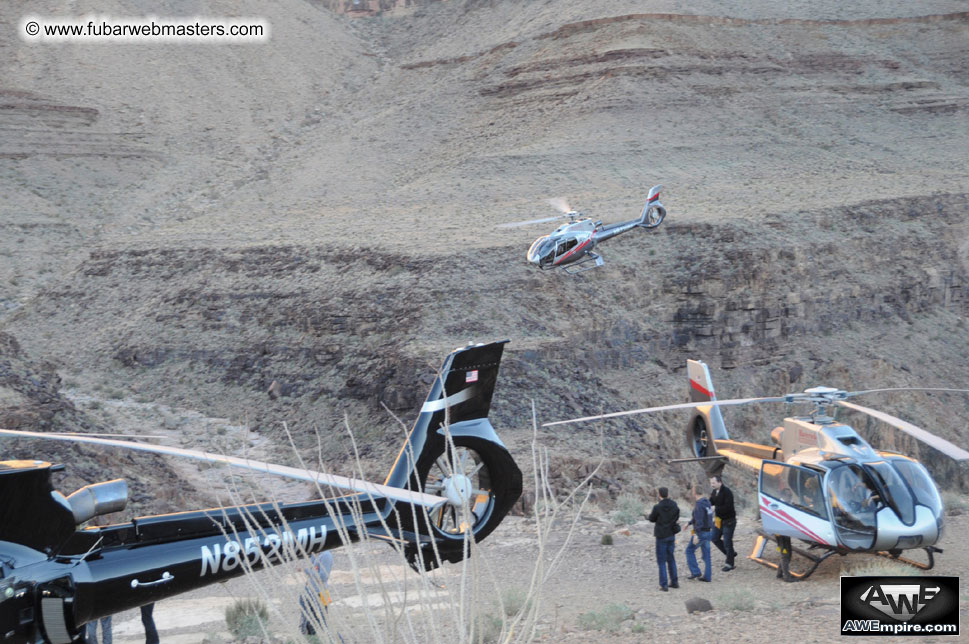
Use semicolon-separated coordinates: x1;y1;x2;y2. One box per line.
647;498;680;538
710;485;736;521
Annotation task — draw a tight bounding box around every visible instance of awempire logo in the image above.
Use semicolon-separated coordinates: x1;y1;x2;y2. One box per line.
841;576;959;636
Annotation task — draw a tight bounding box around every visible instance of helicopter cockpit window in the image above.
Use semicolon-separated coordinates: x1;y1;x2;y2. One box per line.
760;462;826;519
825;463;877;550
864;461;916;526
890;458;942;517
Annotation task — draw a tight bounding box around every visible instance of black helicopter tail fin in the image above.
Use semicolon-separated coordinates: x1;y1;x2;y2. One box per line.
383;341;521;569
384;341;509;490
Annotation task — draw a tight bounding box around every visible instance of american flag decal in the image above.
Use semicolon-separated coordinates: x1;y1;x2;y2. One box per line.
466;370;478;383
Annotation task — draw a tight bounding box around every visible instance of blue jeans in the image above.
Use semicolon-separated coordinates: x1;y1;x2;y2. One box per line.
713;518;737;566
686;529;713;581
85;616;112;644
655;535;678;588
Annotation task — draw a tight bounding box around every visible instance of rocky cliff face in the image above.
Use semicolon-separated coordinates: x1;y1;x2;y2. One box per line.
8;192;968;493
4;0;969;500
0;332;202;516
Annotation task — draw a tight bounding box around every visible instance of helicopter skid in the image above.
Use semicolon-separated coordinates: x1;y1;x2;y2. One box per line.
562;252;604;274
749;532;838;580
875;545;940;570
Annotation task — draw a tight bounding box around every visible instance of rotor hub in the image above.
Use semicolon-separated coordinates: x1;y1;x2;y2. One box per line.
443;473;473;507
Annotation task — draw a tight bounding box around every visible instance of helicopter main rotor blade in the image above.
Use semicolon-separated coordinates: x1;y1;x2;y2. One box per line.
834;400;969;461
542;395;791;427
847;387;969;397
0;428;448;509
496;214;567;229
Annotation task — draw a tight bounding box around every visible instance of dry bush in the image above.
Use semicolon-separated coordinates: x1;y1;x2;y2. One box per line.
208;403;594;644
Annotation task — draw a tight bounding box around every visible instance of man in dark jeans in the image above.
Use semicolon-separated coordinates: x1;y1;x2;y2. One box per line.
647;486;680;592
710;474;737;571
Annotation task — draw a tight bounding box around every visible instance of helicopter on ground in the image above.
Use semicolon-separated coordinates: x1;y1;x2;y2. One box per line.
499;185;667;274
0;341;521;644
544;360;969;579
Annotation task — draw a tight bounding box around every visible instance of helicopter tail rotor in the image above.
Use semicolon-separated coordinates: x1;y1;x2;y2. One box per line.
638;184;667;229
686;360;729;474
384;341;523;569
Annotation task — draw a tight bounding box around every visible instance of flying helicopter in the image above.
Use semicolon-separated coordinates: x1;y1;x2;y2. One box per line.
498;185;667;273
0;341;521;644
544;360;969;580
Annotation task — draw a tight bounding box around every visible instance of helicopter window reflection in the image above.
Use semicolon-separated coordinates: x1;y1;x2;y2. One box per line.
865;461;916;526
825;464;877;550
891;459;942;516
556;238;578;257
760;462;827;519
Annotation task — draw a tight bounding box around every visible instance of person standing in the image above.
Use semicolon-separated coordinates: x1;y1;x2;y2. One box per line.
299;550;335;635
684;486;714;582
646;486;680;592
140;603;159;644
776;535;794;582
85;616;112;644
710;474;737;571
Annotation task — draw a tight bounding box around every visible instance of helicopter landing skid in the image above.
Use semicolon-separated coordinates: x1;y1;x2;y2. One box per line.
875;545;941;571
563;252;604;274
749;532;838;581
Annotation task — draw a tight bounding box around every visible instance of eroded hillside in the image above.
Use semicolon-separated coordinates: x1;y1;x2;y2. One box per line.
2;0;969;500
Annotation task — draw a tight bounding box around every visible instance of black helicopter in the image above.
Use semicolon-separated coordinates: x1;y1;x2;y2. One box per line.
499;185;667;273
0;341;521;644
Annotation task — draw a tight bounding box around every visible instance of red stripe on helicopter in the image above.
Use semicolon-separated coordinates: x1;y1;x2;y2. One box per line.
690;379;714;399
555;237;592;264
759;497;830;545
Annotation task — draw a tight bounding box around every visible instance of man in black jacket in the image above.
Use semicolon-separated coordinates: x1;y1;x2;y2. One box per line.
647;486;680;591
710;475;737;571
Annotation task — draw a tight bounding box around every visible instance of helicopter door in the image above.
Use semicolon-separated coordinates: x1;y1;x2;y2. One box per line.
758;461;836;546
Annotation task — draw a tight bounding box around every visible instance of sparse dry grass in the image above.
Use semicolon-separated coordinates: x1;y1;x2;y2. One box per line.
208;407;594;644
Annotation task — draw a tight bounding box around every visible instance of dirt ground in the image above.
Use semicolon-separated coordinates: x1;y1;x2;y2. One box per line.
100;510;969;643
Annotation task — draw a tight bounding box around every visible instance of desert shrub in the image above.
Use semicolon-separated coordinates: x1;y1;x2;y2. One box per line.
600;533;614;546
476;613;503;644
225;598;269;640
716;588;755;611
610;494;644;525
577;603;634;632
844;560;920;577
500;586;530;617
221;410;595;644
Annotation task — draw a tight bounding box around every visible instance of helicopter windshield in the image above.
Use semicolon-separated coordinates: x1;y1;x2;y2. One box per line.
864;461;916;526
527;236;557;266
890;458;942;517
826;463;878;550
